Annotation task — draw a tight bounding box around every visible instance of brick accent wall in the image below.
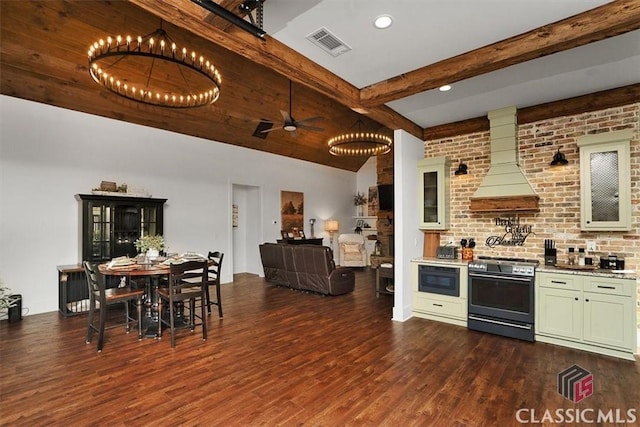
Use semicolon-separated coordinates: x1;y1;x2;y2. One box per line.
375;146;394;256
423;103;640;328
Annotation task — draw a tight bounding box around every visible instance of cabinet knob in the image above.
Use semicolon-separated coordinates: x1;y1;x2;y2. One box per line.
585;299;590;302
574;297;579;301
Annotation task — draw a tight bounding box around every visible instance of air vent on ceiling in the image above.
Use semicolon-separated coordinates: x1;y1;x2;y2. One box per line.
306;27;351;57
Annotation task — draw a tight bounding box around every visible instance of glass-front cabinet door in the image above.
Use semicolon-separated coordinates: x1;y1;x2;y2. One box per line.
90;204;112;260
141;206;160;237
577;129;632;231
418;156;450;230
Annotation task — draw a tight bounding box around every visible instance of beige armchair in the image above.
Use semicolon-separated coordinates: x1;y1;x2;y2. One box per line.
338;233;367;267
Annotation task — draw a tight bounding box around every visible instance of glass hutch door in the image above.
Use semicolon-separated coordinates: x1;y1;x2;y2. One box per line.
90;204;112;260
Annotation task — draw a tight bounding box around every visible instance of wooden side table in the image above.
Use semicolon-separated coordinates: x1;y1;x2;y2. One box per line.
370;256;394;298
370;255;393;269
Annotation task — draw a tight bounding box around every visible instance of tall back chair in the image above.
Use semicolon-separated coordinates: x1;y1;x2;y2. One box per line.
206;251;224;318
83;261;144;352
157;260;208;348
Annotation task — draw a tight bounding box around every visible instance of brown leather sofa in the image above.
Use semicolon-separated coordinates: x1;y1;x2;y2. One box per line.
259;243;355;295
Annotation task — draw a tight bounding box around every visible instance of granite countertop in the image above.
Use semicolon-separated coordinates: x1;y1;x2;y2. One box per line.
411;257;469;267
410;258;637;280
536;265;637;280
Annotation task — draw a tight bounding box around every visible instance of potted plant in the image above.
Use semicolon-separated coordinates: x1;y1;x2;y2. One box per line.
0;280;19;317
354;192;367;216
134;234;165;259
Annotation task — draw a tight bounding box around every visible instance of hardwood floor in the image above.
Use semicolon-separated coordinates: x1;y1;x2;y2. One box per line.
1;269;638;426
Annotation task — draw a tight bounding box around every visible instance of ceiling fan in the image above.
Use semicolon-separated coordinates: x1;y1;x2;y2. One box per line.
258;80;324;136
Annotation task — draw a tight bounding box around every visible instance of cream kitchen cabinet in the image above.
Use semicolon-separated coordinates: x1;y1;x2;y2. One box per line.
582;291;634;350
536;270;637;360
411;260;468;327
577;129;632;231
537;286;582;341
417;156;450;230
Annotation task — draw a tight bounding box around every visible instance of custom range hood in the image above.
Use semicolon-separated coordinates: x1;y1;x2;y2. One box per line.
470;106;539;212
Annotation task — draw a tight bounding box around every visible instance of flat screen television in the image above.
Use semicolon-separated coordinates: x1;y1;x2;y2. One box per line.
378;184;393;211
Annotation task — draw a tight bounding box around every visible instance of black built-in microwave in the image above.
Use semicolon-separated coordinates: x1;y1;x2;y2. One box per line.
418;264;460;297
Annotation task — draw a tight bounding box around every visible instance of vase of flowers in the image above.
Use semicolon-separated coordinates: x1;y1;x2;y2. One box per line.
354;192;367;216
134;234;165;260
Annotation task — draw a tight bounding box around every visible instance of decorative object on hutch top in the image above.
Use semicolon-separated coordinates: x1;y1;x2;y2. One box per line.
76;194;166;262
577;129;632;231
328;119;392;156
417;156;450;230
88;23;221;109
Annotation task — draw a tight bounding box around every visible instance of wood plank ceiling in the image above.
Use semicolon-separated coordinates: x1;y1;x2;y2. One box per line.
1;1;639;172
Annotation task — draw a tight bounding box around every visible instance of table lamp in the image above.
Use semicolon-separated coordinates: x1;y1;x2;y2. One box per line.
309;218;316;238
324;219;339;247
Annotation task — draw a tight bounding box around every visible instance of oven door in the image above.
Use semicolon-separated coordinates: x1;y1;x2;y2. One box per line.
468;272;534;324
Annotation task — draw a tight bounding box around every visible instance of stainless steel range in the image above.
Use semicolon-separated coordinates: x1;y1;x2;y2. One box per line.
467;257;538;342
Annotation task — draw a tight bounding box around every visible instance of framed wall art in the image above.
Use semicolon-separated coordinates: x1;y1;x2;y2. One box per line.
368;186;379;216
281;190;304;232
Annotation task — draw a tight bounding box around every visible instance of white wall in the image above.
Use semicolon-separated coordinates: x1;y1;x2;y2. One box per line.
0;95;356;316
356;157;377;198
392;129;425;321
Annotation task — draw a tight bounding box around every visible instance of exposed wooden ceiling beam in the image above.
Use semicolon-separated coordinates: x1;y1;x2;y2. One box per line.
361;0;640;107
423;84;640;141
127;0;423;138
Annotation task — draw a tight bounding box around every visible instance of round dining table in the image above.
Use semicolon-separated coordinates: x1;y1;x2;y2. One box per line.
99;259;210;337
99;262;177;338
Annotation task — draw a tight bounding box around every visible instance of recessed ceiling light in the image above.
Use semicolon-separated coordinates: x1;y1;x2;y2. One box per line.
374;15;393;29
439;85;452;92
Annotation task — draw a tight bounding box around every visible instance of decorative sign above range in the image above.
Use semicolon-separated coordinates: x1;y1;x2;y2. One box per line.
485;216;534;247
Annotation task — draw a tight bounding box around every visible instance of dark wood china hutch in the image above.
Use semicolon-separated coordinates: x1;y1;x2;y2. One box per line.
76;194;167;262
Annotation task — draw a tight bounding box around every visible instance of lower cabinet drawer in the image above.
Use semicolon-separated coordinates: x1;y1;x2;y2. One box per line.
414;292;466;319
583;277;634;297
539;272;582;290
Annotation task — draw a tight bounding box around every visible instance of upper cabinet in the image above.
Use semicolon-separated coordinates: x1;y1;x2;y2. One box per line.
76;194;167;262
418;156;450;230
577;129;632;231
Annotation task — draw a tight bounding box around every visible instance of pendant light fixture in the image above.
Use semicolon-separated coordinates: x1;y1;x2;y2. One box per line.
327;119;392;157
88;24;222;108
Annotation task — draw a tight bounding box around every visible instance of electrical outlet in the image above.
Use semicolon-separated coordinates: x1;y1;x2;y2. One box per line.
586;241;596;252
